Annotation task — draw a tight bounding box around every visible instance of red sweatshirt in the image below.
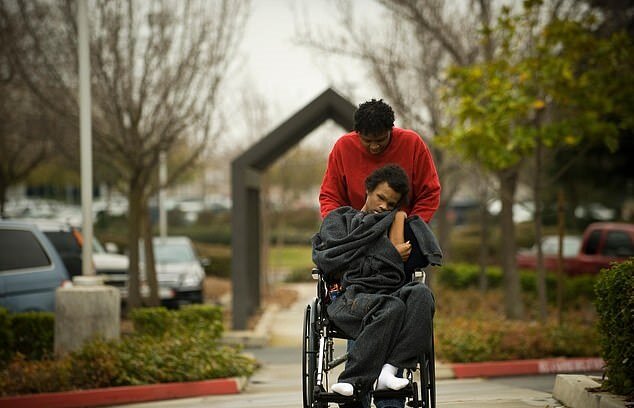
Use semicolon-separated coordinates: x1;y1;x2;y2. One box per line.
319;128;441;222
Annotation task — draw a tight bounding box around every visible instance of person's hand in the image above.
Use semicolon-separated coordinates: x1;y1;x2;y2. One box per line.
394;241;411;261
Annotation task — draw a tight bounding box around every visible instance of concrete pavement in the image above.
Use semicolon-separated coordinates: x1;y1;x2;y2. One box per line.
107;359;564;408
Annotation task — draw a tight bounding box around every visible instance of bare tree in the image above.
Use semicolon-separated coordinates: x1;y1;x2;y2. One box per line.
0;80;56;216
296;0;491;262
0;5;57;216
2;0;249;310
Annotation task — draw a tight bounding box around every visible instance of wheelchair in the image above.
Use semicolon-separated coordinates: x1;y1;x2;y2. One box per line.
302;267;436;408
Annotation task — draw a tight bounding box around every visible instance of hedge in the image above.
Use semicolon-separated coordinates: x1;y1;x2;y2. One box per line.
435;317;599;363
594;259;634;396
129;304;224;339
0;305;257;396
438;263;597;301
0;310;54;366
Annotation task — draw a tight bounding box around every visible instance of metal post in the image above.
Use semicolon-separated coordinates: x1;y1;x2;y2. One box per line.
78;0;94;277
55;0;121;357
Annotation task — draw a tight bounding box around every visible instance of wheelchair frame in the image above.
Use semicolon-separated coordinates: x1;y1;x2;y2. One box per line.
302;268;436;408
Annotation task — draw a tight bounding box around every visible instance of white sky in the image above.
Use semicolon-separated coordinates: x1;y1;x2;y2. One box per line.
221;0;385;151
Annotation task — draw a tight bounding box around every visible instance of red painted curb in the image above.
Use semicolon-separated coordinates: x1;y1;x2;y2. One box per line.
452;357;604;379
0;377;243;408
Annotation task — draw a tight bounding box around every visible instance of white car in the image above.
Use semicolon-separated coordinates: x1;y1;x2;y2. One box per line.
93;239;130;293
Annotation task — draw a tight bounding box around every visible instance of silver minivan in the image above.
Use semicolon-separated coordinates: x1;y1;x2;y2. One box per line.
0;220;71;312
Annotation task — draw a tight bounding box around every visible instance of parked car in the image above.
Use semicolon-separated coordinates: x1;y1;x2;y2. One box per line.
570;222;634;275
516;235;582;271
0;220;71;312
140;236;206;309
10;218;130;286
516;222;634;275
93;238;129;294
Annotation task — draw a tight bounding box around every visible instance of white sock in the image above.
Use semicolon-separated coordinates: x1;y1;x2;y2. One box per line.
376;363;409;391
331;382;354;396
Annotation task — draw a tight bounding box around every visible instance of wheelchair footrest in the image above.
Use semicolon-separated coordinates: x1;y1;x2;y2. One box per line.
314;390;359;403
314;382;418;404
372;383;416;399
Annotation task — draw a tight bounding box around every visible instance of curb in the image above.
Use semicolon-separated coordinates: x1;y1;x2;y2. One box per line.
449;357;604;379
553;374;629;408
0;377;247;408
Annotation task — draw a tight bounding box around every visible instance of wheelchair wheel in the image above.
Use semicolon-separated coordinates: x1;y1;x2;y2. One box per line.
302;299;319;408
419;332;436;407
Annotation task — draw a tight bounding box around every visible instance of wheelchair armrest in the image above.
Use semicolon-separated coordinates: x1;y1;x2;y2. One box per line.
412;269;426;284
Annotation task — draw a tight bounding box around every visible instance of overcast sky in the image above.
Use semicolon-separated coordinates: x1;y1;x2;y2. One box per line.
221;0;385;151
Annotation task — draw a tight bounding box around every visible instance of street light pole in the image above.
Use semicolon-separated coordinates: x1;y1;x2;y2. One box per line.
78;0;94;277
55;0;120;356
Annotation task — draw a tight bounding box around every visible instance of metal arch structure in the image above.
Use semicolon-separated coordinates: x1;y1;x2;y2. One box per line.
231;88;356;329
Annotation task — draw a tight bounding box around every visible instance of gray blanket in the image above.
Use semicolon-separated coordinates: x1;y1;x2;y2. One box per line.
312;207;442;294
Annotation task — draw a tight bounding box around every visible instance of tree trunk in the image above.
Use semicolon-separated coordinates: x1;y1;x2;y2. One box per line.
126;184;143;312
499;167;524;319
534;137;547;321
0;180;6;218
478;190;489;293
556;189;566;325
142;197;160;307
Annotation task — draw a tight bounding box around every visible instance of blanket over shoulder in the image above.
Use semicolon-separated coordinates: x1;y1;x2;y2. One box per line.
312;207;442;294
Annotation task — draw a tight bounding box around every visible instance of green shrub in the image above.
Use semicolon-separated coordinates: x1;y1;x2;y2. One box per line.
0;354;73;396
130;307;174;338
10;312;54;361
438;263;597;303
177;304;224;339
0;304;257;396
208;254;231;278
435;317;599;363
130;305;224;339
594;259;634;396
438;263;502;289
0;309;13;365
70;339;121;389
115;335;256;385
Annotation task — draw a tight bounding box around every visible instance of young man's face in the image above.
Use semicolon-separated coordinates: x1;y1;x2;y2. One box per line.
359;130;391;155
364;181;401;214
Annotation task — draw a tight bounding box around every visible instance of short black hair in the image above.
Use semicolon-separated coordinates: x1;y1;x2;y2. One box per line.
353;99;395;135
365;164;410;207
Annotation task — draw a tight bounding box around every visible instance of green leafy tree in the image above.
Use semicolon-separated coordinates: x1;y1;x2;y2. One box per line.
439;2;632;319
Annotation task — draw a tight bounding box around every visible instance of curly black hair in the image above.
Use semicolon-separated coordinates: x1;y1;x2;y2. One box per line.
353;99;395;135
364;164;410;207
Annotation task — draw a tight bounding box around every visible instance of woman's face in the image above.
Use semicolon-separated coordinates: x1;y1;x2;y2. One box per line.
364;181;401;214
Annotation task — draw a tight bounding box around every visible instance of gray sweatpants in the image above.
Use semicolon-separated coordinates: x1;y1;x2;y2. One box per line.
326;282;435;392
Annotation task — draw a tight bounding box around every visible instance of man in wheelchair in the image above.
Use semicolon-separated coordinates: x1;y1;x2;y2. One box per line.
312;164;442;404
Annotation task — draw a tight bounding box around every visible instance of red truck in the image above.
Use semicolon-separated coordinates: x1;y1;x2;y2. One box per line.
516;222;634;275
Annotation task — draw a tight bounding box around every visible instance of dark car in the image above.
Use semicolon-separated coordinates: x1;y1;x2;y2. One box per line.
139;236;206;308
12;218;130;291
0;220;71;312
